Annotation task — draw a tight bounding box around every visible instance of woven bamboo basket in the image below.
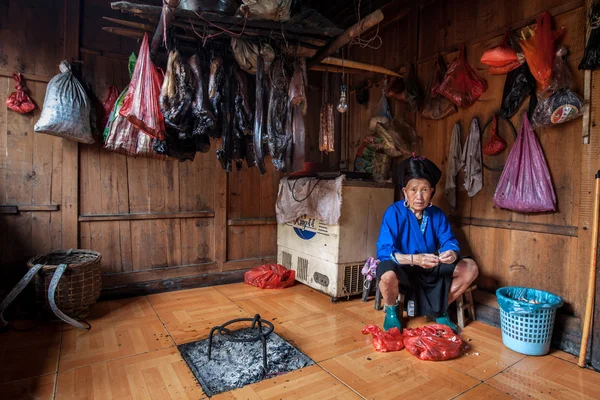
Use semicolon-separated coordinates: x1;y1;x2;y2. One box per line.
26;249;102;319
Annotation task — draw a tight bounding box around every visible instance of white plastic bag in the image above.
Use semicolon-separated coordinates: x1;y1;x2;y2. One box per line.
34;61;94;144
239;0;292;21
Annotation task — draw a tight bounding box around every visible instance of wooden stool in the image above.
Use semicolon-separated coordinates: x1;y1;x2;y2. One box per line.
456;285;477;329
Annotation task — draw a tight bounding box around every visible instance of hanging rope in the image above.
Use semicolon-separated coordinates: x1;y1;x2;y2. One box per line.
189;7;249;46
349;0;383;49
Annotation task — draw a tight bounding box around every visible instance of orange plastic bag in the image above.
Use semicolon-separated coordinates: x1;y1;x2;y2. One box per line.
403;324;463;361
362;325;404;352
6;73;36;114
119;33;165;139
244;264;295;289
480;29;520;69
519;12;565;90
435;46;487;108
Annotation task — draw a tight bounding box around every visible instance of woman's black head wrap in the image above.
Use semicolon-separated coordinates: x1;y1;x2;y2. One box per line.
394;154;442;198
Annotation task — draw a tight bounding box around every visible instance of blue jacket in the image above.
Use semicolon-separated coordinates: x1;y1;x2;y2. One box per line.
376;202;460;262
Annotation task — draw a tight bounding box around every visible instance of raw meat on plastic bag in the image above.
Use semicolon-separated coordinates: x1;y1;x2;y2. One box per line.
519;12;565;90
500;62;537;118
34;60;94;143
493;112;556;213
119;33;165;140
481;29;523;74
435;46;487;108
482;115;507;156
403;324;463;361
422;56;457;120
579;1;600;70
244;264;295;289
362;325;404;352
533;47;583;127
6;73;36;114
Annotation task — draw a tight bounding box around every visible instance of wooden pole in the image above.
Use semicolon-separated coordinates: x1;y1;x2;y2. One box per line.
307;9;384;68
103;27;146;38
103;17;154;31
319;57;402;77
579;171;600;367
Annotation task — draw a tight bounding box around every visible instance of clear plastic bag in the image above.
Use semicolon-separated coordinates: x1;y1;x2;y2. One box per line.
500;63;536;118
435;46;488;108
532;47;583;127
493;112;556;212
496;287;564;314
34;60;94;144
119;33;165;140
6;73;36;114
519;12;565;90
362;325;404;352
244;264;295;289
422;56;457;120
403;324;463;361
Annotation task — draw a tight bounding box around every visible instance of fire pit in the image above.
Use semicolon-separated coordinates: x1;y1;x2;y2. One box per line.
178;313;314;397
208;314;274;372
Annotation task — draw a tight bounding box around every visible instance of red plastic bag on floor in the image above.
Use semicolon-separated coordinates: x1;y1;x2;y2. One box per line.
519;12;565;90
403;324;463;361
481;29;521;73
6;73;36;114
99;85;119;131
244;264;295;289
482;115;506;155
119;33;165;139
362;325;404;352
493;112;556;212
435;46;488;108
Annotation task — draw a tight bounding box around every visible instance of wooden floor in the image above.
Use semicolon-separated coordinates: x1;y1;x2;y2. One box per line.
2;282;599;400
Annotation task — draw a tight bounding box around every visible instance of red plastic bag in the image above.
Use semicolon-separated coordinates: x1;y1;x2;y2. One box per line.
488;61;523;75
119;33;166;139
362;325;404;352
493;112;556;212
481;29;520;71
435;46;488;108
403;324;463;361
244;264;295;289
6;73;36;114
519;12;565;90
482;115;507;155
99;85;119;131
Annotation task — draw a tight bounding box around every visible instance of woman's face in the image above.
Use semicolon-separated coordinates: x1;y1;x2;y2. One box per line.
403;178;433;212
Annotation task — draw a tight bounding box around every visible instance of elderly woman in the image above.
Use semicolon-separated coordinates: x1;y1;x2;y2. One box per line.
376;155;479;332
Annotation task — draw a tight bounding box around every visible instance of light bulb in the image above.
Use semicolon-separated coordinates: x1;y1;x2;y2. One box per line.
337;84;348;113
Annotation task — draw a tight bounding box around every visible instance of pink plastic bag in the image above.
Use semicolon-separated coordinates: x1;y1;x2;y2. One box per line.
362;325;404;352
493;113;556;212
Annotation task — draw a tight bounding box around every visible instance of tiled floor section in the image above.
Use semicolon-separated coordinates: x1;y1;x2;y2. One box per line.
2;281;600;399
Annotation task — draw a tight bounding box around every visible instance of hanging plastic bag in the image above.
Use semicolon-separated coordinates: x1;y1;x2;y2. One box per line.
482;115;507;156
403;324;463;361
579;1;600;70
99;85;119;131
435;46;488;108
493;112;556;213
231;39;275;75
244;264;295;289
362;325;404;352
519;12;565;90
532;47;583;127
422;56;457;120
369;94;392;132
239;0;292;21
500;63;537;118
481;29;523;74
119;33;165;140
34;60;94;144
405;64;421;112
6;73;36;114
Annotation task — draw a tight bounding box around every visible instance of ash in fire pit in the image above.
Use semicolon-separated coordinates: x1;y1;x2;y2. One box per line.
178;314;314;397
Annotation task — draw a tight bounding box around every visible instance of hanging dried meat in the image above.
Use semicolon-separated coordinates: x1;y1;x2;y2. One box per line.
208;55;225;137
160;50;194;135
422;56;457;120
217;62;234;171
232;66;254;170
519;12;565;90
253;55;267;174
319;104;334;153
579;1;600;70
231;39;275;75
435;46;487;108
267;58;291;171
6;73;36;114
188;53;216;138
287;58;307;172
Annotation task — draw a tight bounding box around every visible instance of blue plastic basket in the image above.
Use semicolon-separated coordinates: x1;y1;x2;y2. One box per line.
496;287;564;356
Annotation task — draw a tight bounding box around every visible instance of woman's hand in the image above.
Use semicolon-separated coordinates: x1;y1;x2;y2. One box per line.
439;250;458;264
416;254;440;269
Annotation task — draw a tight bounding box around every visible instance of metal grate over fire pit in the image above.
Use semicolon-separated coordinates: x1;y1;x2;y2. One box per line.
178;314;314;397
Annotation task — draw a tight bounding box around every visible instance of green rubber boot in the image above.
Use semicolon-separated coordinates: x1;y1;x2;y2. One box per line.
383;304;402;331
435;312;458;333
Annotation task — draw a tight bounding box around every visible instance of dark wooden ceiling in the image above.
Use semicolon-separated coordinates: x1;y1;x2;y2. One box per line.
302;0;397;28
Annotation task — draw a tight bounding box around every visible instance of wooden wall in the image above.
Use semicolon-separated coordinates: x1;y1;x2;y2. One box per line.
347;0;600;329
0;0;280;297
